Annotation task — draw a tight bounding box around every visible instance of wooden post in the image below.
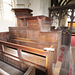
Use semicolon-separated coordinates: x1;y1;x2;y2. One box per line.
17;49;22;58
58;10;62;27
17;49;22;70
46;51;53;75
70;9;74;31
1;45;5;61
49;11;51;18
1;45;5;52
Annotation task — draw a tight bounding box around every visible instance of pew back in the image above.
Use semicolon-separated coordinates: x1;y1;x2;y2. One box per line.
0;40;54;75
9;27;62;63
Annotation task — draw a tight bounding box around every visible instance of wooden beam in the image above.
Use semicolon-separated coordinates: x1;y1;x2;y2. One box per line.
51;0;54;7
49;4;75;11
62;0;67;6
66;0;71;5
51;0;58;7
58;10;62;27
58;0;64;6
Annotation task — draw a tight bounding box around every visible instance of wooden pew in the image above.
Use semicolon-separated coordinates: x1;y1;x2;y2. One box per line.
9;26;62;63
0;15;62;75
8;15;62;64
0;40;54;75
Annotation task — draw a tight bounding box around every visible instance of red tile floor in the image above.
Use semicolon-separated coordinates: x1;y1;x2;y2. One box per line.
57;45;74;75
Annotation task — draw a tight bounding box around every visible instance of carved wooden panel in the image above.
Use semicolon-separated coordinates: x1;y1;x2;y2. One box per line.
27;20;38;27
19;16;52;32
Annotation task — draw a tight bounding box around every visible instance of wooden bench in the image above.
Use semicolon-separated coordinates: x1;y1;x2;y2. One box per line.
8;15;62;64
0;40;54;75
9;26;62;63
0;14;62;75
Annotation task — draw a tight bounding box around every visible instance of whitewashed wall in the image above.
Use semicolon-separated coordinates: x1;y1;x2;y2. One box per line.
13;0;29;8
0;0;3;19
29;0;51;16
0;0;16;32
13;0;51;16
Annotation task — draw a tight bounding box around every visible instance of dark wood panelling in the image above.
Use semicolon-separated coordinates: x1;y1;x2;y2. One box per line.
18;30;27;38
9;27;40;39
27;20;38;27
19;16;52;32
10;27;61;62
9;26;62;64
27;29;34;39
0;32;9;41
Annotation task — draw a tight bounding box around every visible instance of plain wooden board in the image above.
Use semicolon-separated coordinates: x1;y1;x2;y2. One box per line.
72;47;75;74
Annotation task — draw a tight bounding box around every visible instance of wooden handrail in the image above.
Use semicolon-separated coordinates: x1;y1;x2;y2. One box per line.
0;40;54;75
0;40;47;56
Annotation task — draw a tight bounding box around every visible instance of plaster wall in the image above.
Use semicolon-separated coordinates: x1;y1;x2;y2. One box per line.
13;0;51;16
29;0;51;16
0;0;16;32
0;0;3;19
